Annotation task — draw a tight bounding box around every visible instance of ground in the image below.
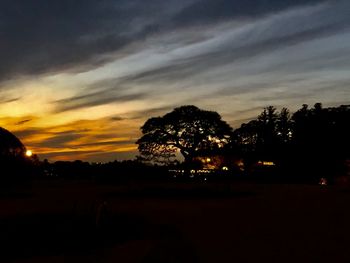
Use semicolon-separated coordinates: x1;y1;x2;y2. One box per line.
1;180;350;262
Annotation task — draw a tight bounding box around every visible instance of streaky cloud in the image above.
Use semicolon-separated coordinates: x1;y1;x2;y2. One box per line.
54;90;149;112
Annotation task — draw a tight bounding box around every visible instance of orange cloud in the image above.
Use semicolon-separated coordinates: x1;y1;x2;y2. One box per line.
0;115;142;162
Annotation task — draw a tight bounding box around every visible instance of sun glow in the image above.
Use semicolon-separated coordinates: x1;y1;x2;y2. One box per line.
25;150;33;157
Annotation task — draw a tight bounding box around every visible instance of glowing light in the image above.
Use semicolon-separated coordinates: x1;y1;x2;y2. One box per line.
258;161;275;166
25;150;33;157
319;178;328;186
222;166;229;171
206;158;211;162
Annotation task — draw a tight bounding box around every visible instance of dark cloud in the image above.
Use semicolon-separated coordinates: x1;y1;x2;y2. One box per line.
15;119;32;125
13;128;40;139
0;0;338;83
126;105;175;119
110;116;125;121
235;106;268;115
173;0;327;26
54;89;149;112
0;96;21;103
0;0;180;82
77;139;135;148
117;6;350;90
119;59;205;84
14;128;89;145
253;91;316;102
32;131;83;148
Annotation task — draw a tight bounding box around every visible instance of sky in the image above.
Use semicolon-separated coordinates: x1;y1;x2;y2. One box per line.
0;0;349;162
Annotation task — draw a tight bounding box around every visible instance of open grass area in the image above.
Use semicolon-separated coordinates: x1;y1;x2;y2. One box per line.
1;180;350;262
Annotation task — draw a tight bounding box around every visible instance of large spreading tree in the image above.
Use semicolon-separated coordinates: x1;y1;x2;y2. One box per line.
136;105;233;164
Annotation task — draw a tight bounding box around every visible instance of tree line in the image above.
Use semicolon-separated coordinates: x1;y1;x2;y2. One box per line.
137;103;350;182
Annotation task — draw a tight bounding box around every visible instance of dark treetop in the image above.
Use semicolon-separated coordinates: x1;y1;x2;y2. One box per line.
137;105;233;164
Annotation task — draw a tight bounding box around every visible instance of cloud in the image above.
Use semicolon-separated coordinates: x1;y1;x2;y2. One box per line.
173;0;327;26
125;105;176;119
0;97;21;103
110;116;125;121
15;119;32;125
76;139;135;148
0;0;187;82
13;128;40;139
0;0;341;84
33;132;83;148
54;89;149;112
109;1;350;90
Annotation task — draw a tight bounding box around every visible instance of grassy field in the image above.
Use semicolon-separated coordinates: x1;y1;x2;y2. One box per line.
1;180;350;262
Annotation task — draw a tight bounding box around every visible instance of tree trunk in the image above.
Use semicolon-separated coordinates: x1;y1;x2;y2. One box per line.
181;150;193;164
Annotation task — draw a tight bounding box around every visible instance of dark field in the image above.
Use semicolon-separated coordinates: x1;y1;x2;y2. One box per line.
1;180;350;263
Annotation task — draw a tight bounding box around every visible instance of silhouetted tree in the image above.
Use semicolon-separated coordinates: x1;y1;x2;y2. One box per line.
255;106;279;159
233;106;292;163
289;103;350;181
0;127;34;184
233;103;349;182
136;105;233;164
0;127;26;158
276;108;293;144
232;120;259;165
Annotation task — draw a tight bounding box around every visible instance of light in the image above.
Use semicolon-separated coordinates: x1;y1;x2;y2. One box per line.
206;158;211;162
222;166;229;171
25;150;33;157
258;161;275;166
263;161;275;166
319;178;328;186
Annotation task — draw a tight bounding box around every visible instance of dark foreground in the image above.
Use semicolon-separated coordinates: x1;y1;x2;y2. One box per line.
1;180;350;263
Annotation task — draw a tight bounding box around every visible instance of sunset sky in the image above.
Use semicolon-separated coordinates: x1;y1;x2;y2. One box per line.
0;0;349;162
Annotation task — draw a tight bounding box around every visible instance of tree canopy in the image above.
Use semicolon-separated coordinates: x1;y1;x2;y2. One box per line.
232;106;293;161
136;105;233;164
0;127;26;159
232;103;350;181
0;127;33;182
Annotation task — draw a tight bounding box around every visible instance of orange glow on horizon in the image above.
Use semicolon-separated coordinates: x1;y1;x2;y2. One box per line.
0;113;141;162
